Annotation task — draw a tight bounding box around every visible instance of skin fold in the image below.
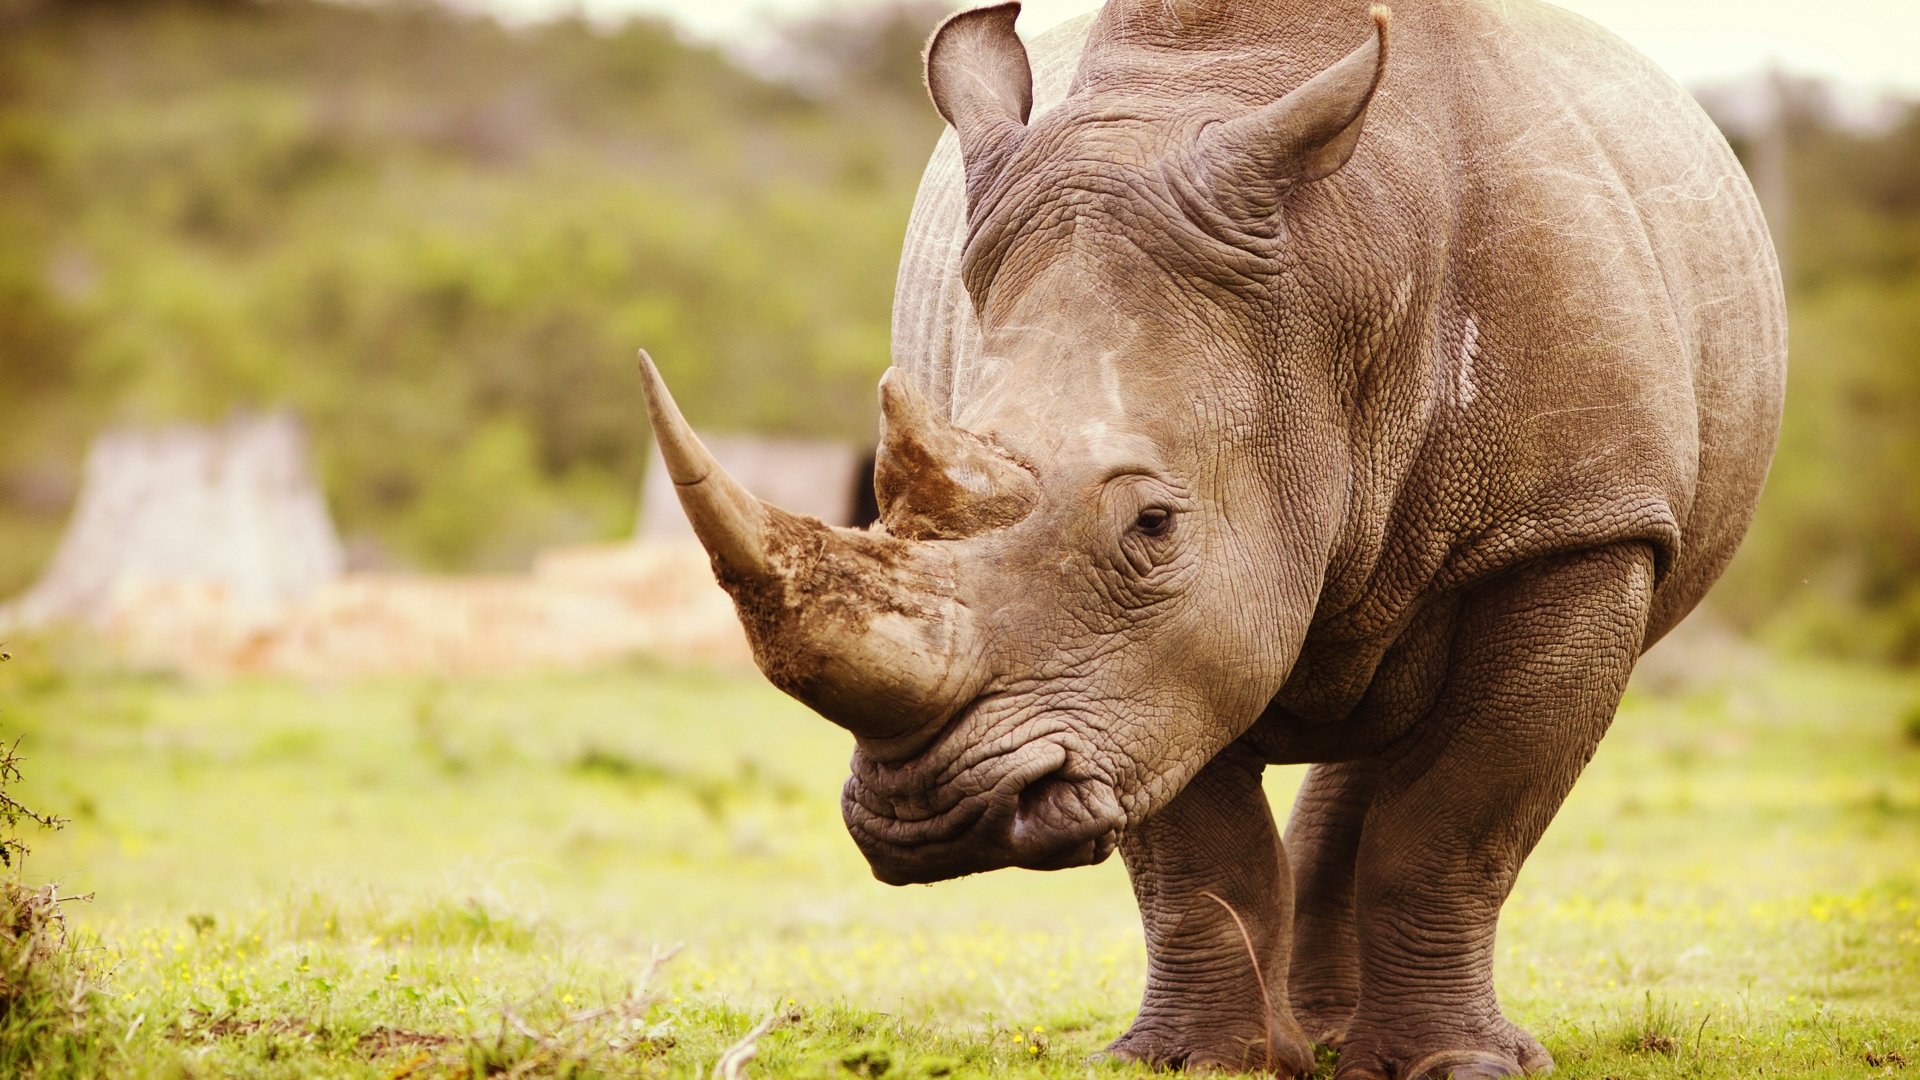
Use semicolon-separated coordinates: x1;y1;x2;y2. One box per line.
639;1;1786;1076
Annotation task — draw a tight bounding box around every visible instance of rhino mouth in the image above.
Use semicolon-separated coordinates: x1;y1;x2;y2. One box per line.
841;735;1125;886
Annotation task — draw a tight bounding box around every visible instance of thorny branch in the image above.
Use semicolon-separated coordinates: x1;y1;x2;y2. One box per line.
1;644;69;867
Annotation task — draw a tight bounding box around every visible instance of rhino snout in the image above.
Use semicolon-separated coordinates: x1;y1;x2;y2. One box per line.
842;738;1125;886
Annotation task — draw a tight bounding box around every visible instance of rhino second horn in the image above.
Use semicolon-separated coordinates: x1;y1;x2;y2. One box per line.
874;368;1039;540
636;352;977;745
1188;7;1390;221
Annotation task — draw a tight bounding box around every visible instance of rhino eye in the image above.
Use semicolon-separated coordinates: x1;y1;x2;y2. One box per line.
1133;507;1173;538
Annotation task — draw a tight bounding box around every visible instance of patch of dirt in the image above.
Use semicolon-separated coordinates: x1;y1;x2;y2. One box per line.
94;542;753;677
187;1013;312;1040
180;1011;454;1057
358;1025;458;1056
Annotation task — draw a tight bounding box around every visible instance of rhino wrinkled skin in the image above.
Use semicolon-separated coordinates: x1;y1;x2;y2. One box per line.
638;0;1785;1075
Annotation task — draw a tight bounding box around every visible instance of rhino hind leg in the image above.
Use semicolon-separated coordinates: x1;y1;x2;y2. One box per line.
1333;544;1657;1080
1108;745;1314;1077
1282;758;1384;1048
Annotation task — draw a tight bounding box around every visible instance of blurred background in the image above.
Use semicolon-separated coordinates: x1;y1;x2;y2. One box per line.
0;3;1916;1074
0;0;1915;664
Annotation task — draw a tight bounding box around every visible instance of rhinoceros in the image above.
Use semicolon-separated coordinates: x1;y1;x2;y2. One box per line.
636;0;1785;1075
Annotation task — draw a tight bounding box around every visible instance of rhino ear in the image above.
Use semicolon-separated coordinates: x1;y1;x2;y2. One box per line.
926;2;1032;205
1192;6;1391;222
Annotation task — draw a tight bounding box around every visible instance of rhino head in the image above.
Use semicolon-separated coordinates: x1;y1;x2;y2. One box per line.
639;2;1389;885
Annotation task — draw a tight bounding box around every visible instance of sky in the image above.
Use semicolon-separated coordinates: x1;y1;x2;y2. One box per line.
471;0;1920;101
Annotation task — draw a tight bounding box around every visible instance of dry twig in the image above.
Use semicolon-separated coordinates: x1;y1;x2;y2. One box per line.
1201;890;1275;1071
712;1004;799;1080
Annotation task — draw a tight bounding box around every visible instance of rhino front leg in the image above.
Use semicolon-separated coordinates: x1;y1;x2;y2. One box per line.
1336;544;1656;1080
1108;745;1314;1076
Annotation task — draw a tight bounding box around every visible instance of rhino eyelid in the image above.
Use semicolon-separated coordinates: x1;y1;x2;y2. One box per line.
1095;463;1169;485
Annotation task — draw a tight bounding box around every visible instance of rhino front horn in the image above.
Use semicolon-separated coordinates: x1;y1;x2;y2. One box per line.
636;351;983;748
635;350;775;577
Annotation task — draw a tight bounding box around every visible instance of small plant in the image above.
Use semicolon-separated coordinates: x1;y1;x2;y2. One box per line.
1900;700;1920;746
1621;993;1688;1058
1636;1029;1678;1055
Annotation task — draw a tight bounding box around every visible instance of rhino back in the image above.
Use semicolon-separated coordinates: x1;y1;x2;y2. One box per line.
1363;0;1785;641
890;0;1785;645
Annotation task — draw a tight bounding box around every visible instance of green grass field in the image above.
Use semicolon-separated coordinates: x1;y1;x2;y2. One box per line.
4;646;1918;1077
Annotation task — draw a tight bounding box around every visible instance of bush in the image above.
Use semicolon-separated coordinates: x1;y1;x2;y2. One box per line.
0;738;100;1074
0;880;86;1022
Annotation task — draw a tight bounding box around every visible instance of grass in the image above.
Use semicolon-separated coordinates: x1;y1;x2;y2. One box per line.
0;645;1917;1077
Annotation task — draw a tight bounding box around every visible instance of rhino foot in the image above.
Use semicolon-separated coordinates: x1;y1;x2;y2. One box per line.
1333;1016;1552;1080
1101;1017;1314;1077
1290;997;1353;1050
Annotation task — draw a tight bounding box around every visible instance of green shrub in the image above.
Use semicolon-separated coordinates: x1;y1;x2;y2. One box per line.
0;712;102;1075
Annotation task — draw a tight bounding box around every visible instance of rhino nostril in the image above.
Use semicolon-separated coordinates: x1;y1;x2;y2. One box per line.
1006;765;1123;871
1015;770;1077;830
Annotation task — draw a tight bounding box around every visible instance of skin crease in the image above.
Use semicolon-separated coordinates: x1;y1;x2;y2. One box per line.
648;0;1784;1077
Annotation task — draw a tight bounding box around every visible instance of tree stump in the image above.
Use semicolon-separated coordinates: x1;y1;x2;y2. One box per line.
3;412;343;627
